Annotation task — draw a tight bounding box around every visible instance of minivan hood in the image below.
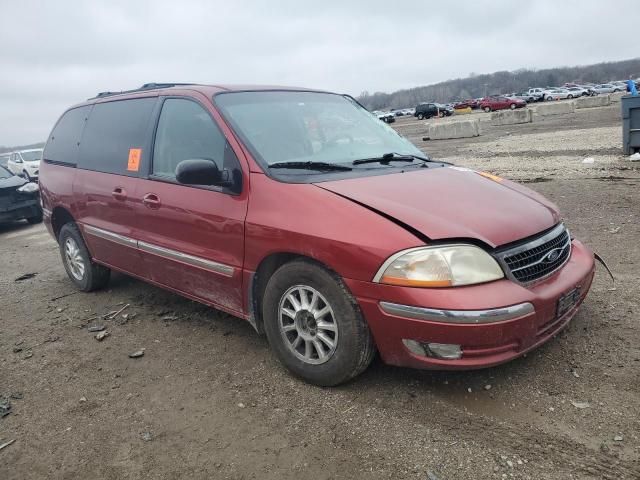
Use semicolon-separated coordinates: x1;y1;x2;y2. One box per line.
315;167;560;248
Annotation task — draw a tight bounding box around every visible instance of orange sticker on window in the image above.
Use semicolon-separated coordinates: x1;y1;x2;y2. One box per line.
127;148;141;172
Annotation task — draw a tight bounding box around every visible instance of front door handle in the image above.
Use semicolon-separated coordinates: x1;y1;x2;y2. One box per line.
112;187;127;201
142;193;161;209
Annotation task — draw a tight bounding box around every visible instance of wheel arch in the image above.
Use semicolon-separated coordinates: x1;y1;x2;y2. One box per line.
51;206;75;242
248;252;351;336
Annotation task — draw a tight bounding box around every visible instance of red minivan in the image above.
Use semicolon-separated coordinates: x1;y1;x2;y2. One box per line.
40;83;595;385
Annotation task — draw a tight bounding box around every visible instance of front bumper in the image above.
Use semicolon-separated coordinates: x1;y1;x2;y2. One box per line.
346;239;595;370
0;199;41;222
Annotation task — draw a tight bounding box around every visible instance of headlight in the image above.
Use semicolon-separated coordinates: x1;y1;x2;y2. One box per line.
374;245;504;287
17;182;39;193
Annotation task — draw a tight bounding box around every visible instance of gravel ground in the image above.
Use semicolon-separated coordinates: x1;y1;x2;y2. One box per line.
1;102;639;479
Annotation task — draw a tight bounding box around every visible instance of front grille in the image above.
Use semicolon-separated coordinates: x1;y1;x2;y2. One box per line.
496;224;571;284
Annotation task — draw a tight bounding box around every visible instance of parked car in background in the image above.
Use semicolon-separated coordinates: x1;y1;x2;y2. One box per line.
566;86;592;97
526;88;547;101
372;111;396;123
592;84;616;94
0;165;42;225
435;103;454;116
479;96;526;112
414;103;448;119
544;89;573;101
510;92;536;103
40;83;595;386
453;99;480;109
7;148;43;181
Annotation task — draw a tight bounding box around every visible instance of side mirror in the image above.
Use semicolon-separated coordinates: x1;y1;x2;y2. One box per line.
175;158;229;186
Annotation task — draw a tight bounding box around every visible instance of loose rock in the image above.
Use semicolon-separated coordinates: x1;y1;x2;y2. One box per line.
88;325;106;332
95;331;109;341
129;349;145;358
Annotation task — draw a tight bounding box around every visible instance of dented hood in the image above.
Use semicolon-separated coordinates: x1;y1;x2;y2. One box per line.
315;167;560;248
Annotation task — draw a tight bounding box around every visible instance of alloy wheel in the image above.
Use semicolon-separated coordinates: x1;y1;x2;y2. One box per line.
64;237;85;281
278;285;338;365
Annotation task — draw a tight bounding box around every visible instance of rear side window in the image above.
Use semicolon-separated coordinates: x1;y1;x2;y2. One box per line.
78;97;156;176
44;106;91;166
152;98;227;177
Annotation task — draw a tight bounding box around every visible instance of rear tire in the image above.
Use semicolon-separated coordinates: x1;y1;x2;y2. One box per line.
262;260;375;386
483;106;491;113
510;103;516;110
58;223;110;292
417;113;424;120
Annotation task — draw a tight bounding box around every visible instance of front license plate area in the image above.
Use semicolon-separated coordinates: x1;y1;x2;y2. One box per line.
557;286;581;318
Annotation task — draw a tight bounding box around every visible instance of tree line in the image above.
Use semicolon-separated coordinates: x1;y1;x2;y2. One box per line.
358;58;640;110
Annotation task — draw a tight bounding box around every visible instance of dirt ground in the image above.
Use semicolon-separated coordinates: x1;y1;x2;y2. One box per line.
2;102;639;479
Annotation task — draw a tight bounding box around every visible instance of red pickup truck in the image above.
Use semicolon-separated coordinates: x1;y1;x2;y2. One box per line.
479;96;526;112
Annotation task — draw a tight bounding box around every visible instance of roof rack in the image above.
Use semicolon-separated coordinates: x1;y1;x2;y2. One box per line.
91;83;195;99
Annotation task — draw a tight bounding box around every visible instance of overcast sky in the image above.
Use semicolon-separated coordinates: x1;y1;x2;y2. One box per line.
1;0;638;145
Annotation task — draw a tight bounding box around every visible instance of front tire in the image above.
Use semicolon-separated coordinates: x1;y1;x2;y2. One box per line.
483;106;491;113
59;223;110;292
510;103;516;110
417;113;424;120
262;260;375;386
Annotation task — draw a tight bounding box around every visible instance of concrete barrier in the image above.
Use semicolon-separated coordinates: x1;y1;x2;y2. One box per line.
534;101;576;116
427;119;480;140
576;95;610;109
610;91;626;103
490;108;533;126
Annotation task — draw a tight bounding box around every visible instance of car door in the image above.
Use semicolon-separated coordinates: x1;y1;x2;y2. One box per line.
134;95;248;315
73;97;157;277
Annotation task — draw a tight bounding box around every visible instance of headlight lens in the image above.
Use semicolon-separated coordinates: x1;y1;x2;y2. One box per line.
17;182;39;193
375;245;504;287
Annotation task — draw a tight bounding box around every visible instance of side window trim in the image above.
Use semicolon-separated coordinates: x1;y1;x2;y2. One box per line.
147;95;242;195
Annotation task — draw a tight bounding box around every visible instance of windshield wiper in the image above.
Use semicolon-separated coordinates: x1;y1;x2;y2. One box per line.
269;161;352;171
352;152;436;166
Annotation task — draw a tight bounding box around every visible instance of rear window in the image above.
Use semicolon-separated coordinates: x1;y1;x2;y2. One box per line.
78;97;157;176
44;106;92;166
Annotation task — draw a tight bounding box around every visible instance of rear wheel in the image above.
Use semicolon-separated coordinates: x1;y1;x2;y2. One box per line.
262;260;375;386
568;94;574;99
510;103;516;110
483;106;491;113
59;223;110;292
417;113;424;120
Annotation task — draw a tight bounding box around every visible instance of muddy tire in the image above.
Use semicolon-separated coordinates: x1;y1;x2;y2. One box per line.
58;223;110;292
262;260;375;386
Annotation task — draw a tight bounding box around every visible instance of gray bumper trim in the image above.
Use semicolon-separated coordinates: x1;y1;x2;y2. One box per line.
379;301;535;324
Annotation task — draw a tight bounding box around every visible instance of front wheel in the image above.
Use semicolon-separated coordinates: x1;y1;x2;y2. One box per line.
417;113;424;120
262;260;375;386
510;103;516;110
59;223;110;292
483;106;491;113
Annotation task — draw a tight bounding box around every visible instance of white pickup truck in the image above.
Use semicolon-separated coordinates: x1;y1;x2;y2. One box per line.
526;88;551;101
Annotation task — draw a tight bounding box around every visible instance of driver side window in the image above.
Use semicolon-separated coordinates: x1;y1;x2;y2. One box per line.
153;98;226;177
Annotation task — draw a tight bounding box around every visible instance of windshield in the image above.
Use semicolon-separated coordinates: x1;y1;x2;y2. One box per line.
20;150;42;162
0;166;13;179
214;91;423;167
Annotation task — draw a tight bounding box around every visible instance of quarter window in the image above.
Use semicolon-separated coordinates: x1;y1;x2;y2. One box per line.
152;98;228;177
44;106;91;166
78;98;156;175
